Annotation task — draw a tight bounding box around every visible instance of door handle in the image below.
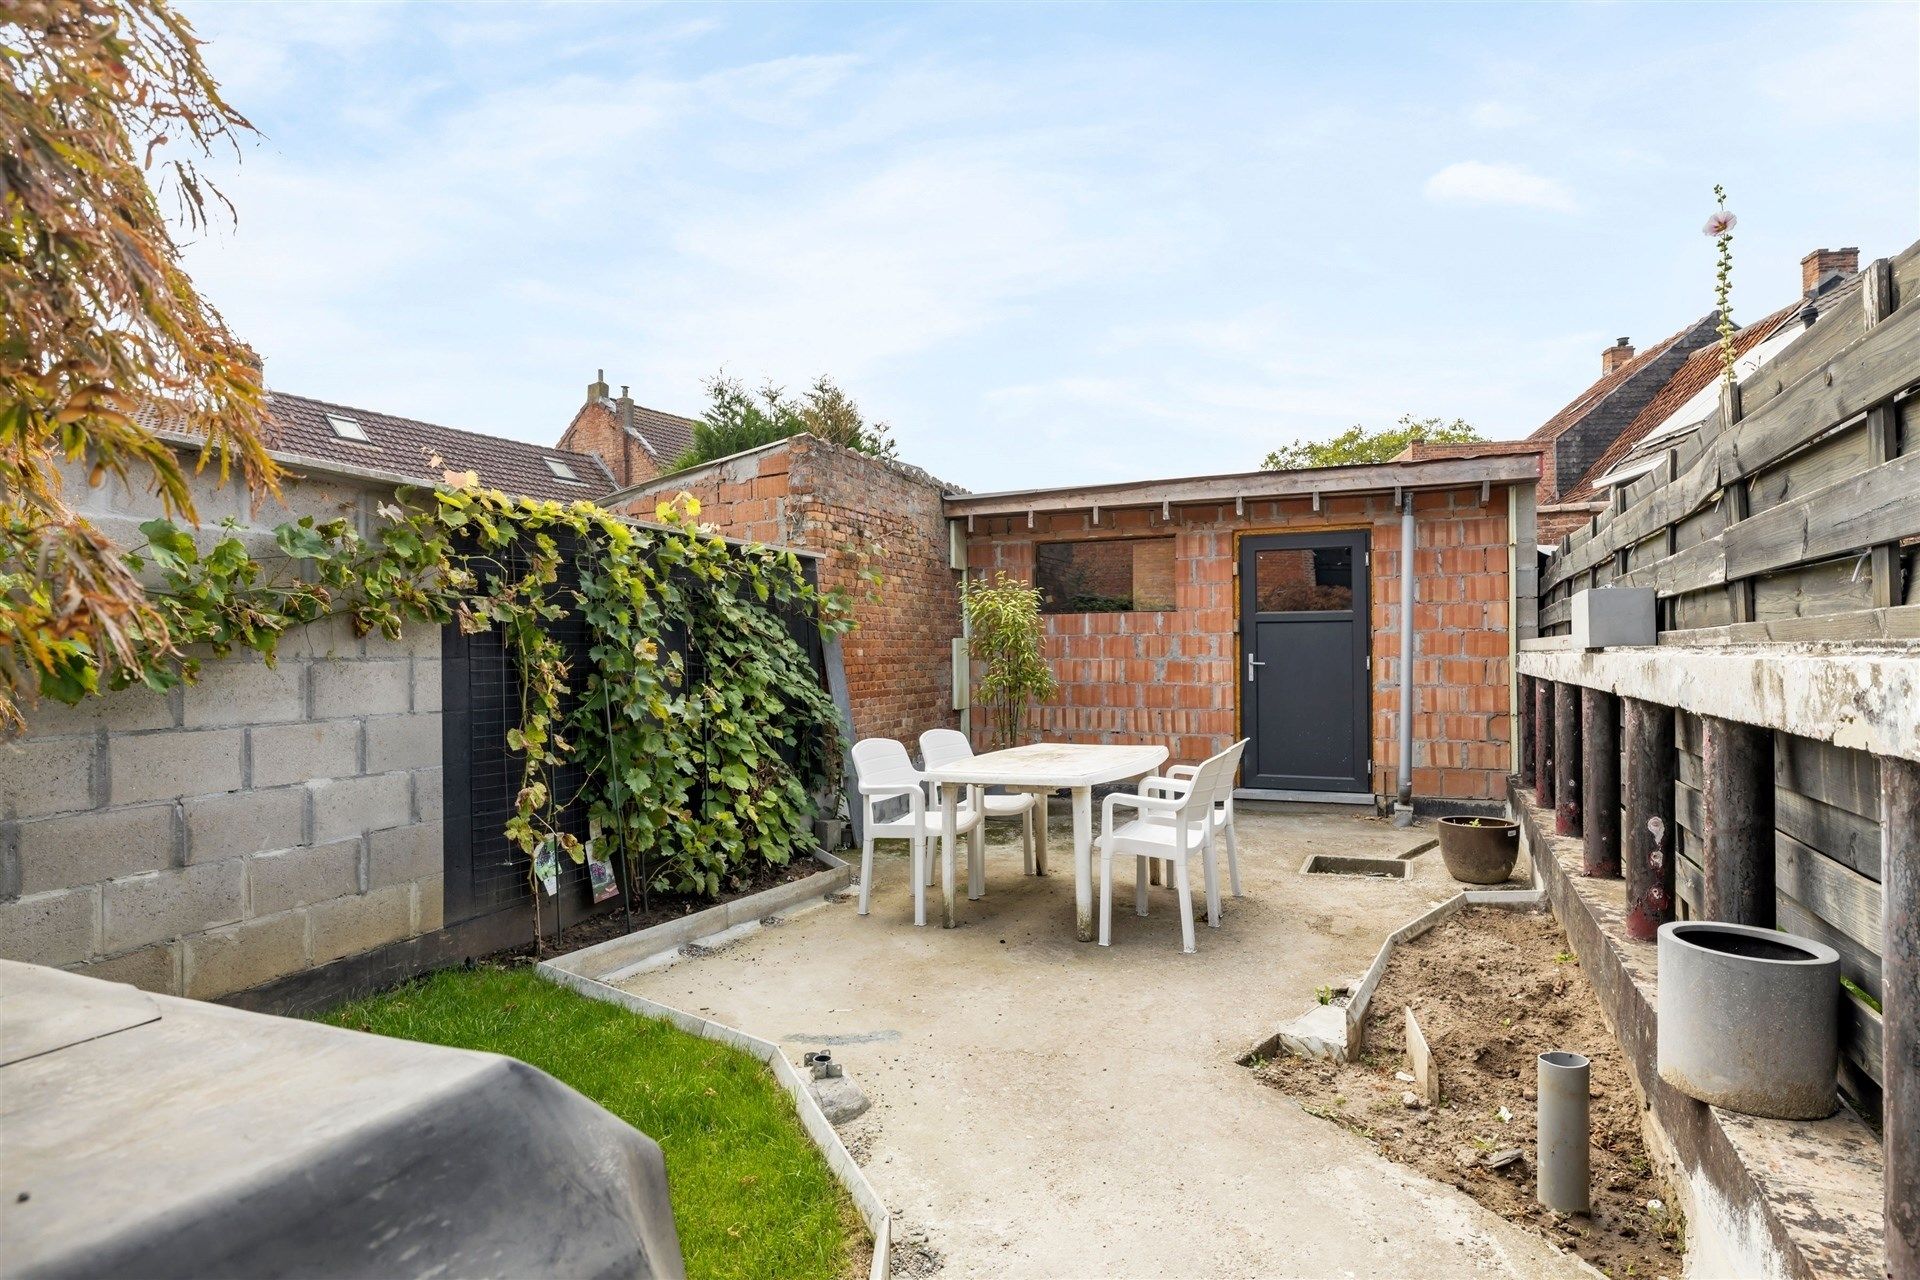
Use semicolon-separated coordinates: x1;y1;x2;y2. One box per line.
1246;654;1266;682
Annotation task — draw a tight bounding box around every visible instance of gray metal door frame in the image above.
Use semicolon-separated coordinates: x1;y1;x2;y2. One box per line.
1237;530;1372;794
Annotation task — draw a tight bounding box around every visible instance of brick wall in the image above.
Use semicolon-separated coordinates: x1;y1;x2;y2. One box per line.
557;399;660;489
965;486;1520;802
0;462;445;998
614;435;962;742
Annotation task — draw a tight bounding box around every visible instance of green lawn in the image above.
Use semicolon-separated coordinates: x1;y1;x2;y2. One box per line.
321;966;857;1280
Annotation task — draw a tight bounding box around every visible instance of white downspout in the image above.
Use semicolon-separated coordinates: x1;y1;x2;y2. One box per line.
1393;491;1416;826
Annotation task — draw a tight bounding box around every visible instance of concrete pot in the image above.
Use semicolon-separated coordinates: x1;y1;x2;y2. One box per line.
1436;816;1520;884
1656;921;1840;1120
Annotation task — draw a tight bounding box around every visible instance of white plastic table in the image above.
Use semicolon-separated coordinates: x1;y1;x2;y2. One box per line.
922;742;1170;940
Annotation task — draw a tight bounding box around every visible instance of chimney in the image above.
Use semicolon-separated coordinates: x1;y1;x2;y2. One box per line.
1800;247;1859;295
1601;337;1634;376
586;368;610;403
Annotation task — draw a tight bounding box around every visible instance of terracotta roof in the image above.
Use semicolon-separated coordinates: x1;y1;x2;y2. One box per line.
143;390;618;503
1525;320;1700;445
1564;303;1801;505
583;396;701;465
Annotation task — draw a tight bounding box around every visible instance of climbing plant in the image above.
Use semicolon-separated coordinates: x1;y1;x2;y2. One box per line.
29;483;851;908
962;571;1056;749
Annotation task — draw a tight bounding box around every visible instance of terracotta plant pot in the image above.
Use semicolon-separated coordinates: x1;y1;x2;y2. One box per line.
1436;816;1521;884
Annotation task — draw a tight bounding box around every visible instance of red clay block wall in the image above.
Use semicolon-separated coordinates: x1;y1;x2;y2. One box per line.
557;400;662;489
965;486;1515;801
615;436;961;743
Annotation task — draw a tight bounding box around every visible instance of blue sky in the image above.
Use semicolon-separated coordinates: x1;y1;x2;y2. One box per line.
175;1;1918;491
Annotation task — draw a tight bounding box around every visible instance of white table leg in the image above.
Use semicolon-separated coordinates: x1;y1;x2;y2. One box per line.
1073;785;1093;942
1034;790;1049;875
942;782;959;929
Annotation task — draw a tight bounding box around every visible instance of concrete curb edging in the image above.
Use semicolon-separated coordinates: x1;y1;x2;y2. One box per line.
542;851;856;981
535;850;892;1280
1267;845;1547;1063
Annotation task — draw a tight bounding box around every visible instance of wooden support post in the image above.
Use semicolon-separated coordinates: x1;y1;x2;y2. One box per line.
1884;755;1920;1280
1623;697;1675;942
1533;679;1555;809
1581;687;1620;878
1718;381;1756;625
1518;676;1535;788
1700;716;1774;927
1554;680;1582;837
1862;259;1903;610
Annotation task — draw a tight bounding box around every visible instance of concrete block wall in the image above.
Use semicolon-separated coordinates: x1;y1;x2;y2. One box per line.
616;435;963;742
964;485;1519;801
0;459;445;999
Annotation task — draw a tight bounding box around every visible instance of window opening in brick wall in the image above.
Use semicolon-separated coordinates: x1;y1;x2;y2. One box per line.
1035;537;1175;614
1252;545;1354;612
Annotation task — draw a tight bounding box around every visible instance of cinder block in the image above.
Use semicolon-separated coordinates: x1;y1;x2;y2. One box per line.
309;882;413;964
102;860;245;952
307;772;412;844
412;767;443;823
181;660;305;728
414;874;444;933
364;713;441;774
0;737;97;819
22;685;175;737
1571;587;1657;649
17;803;175;894
109;728;244;805
285;614;362;661
69;940;180;994
250;839;361;915
361;626;440;660
184;910;309;998
185;786;303;863
368;821;442;890
309;660;410;719
0;886;99;966
412;658;443;713
250;721;359;789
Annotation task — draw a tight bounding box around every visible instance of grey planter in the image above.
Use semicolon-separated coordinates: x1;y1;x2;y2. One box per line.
1656;921;1840;1120
1436;816;1520;884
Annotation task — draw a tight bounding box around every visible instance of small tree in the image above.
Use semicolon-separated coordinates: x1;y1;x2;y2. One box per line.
963;572;1055;749
1261;415;1483;470
673;373;895;471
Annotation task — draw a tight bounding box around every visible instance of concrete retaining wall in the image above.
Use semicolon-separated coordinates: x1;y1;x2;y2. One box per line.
1;460;445;1000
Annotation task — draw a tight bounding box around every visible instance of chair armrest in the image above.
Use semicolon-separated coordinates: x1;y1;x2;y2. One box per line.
1140;774;1193;799
859;780;923;800
1165;764;1199;780
1101;790;1182;831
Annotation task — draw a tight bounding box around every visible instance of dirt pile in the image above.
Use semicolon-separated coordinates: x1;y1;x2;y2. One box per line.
1255;907;1684;1279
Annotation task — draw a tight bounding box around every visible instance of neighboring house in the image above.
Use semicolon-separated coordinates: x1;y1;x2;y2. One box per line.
1528;246;1863;543
553;371;703;488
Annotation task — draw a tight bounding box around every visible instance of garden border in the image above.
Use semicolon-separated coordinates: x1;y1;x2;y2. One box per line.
537;849;893;1280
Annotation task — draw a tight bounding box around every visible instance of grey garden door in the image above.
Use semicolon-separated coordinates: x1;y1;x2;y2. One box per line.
1238;531;1371;794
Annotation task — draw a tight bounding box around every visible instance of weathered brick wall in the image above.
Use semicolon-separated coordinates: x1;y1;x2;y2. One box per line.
557;399;661;489
615;435;962;742
966;487;1517;801
0;463;445;998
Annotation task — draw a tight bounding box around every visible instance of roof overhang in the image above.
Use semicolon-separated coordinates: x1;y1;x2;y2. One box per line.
941;453;1541;520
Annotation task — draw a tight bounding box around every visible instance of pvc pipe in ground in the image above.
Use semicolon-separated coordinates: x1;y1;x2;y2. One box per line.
1536;1050;1591;1214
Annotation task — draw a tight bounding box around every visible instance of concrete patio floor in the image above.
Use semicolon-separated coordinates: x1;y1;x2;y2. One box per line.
619;802;1590;1279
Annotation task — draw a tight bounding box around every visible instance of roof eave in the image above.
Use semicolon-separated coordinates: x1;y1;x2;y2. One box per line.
941;453;1542;519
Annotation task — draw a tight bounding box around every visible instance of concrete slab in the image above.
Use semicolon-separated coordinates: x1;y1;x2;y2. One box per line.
620;802;1594;1279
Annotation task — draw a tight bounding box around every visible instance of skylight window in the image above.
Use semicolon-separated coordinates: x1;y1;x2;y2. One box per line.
325;414;371;442
543;457;581;482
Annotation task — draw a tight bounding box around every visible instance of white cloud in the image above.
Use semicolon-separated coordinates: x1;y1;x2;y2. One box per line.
1422;161;1576;212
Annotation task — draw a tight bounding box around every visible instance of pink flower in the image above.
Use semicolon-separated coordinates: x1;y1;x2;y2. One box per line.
1703;210;1737;236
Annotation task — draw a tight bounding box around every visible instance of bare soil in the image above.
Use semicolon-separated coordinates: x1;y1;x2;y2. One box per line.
1254;907;1685;1280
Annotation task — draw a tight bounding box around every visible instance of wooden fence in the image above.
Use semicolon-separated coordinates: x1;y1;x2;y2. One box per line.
1521;238;1920;1278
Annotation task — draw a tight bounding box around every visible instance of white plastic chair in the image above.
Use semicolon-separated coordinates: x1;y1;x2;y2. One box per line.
852;737;983;926
919;728;1039;883
1096;743;1240;952
1143;737;1248;898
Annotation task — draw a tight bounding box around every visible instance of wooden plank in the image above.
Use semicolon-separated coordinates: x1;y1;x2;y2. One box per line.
1774;832;1882;956
1656;602;1920;646
1404;1006;1441;1106
1541;290;1920;591
1751;557;1874;624
1862;259;1900;609
1776;734;1881;819
1676;851;1703;917
1747;421;1872;517
1539;597;1571;630
1883;755;1919;1277
1840;990;1883;1089
1775;786;1882;882
1723;451;1920;582
1675;779;1702;835
1777;894;1881;1002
